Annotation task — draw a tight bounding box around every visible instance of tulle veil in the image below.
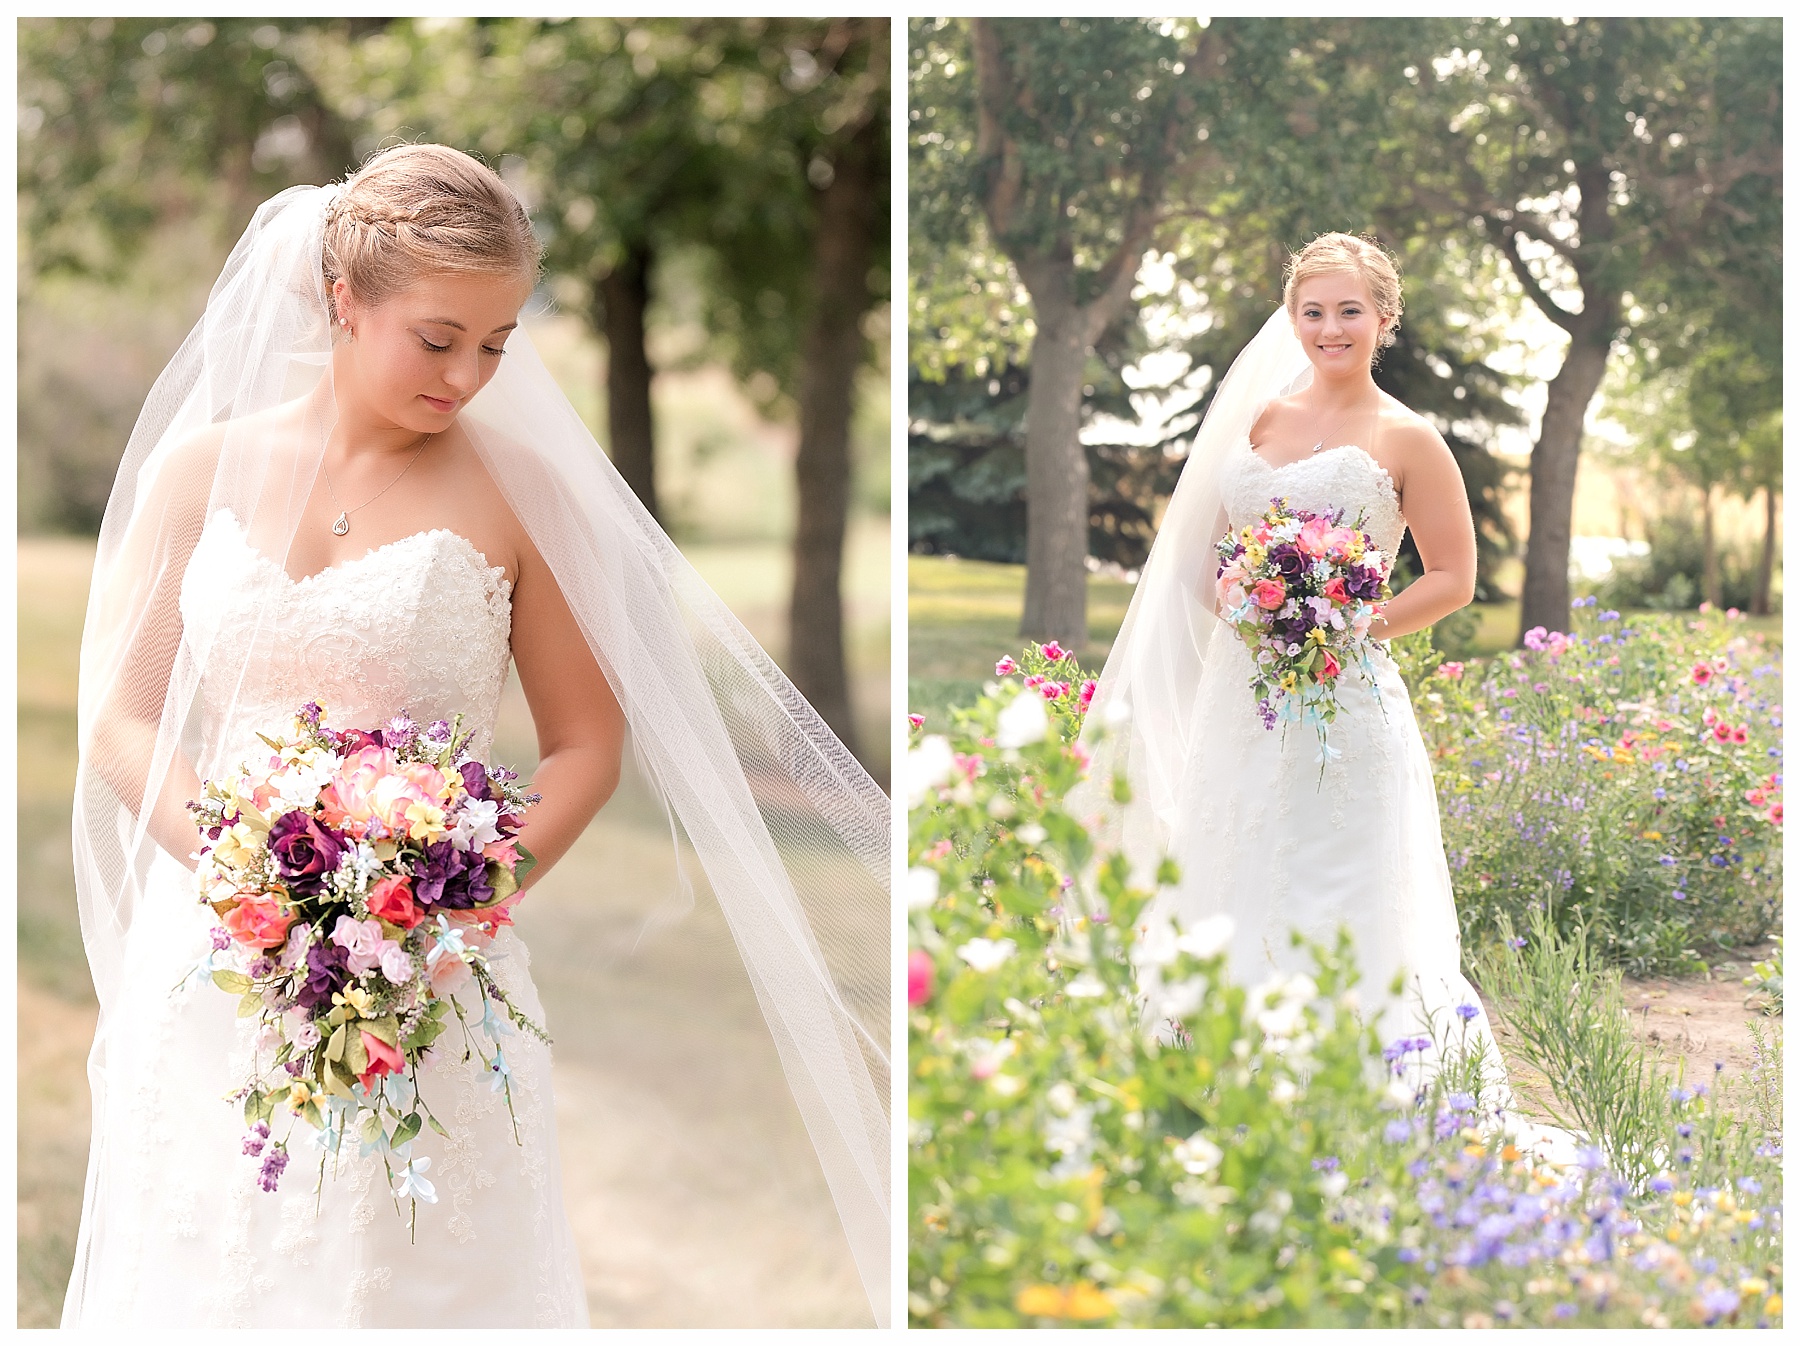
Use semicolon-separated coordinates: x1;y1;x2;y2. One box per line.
1078;306;1313;865
66;184;890;1324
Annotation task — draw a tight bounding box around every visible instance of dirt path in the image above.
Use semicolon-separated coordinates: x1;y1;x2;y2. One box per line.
1482;942;1782;1127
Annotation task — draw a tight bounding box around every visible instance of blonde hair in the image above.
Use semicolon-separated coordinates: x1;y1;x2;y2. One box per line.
322;143;539;321
1282;232;1403;349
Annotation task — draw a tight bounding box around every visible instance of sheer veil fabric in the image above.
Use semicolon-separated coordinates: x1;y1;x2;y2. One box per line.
1077;307;1313;863
67;185;890;1324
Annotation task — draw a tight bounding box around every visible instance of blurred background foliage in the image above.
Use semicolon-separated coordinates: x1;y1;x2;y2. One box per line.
20;14;890;759
907;17;1779;661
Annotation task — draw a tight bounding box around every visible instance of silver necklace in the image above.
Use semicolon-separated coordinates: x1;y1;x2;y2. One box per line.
322;433;432;536
1308;396;1377;456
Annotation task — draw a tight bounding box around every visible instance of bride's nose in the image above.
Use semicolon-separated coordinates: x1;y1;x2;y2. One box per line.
442;350;481;397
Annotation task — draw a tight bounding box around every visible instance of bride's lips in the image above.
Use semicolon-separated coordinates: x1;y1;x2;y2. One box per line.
420;394;460;413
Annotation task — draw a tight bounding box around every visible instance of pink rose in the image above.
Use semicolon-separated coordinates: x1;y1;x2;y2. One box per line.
907;949;934;1007
1322;577;1350;604
1296;516;1332;558
222;894;293;950
1317;650;1342;681
426;946;472;997
317;745;400;838
356;1029;405;1092
1252;579;1287;611
379;943;415;984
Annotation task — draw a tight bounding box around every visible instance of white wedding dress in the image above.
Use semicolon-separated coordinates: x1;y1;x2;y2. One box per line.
69;510;589;1328
1161;439;1508;1089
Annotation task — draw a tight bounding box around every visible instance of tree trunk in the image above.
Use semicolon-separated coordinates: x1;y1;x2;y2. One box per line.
1701;485;1721;608
1753;482;1776;616
596;242;657;520
1517;322;1613;639
788;118;878;758
1018;294;1092;647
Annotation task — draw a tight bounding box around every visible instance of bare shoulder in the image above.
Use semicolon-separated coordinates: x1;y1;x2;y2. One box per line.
1376;398;1453;469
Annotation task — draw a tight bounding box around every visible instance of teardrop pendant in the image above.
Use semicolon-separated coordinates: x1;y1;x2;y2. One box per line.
331;511;350;536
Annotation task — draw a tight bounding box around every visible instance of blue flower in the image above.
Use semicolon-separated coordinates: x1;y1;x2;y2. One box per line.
1455;1002;1480;1022
1385;1119;1412;1144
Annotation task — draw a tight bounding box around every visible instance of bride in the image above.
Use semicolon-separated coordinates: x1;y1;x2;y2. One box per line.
65;144;889;1327
1086;232;1509;1095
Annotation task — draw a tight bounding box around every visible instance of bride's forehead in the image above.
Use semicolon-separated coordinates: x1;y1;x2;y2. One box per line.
1292;270;1375;307
385;270;531;323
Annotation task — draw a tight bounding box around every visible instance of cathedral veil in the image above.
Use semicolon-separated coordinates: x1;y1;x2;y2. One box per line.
67;185;890;1324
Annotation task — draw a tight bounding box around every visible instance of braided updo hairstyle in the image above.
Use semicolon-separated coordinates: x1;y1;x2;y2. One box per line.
1282;232;1404;350
322;143;539;324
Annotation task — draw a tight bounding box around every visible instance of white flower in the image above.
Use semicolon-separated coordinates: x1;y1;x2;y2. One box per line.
1175;914;1235;959
1256;1000;1305;1040
990;1074;1024;1097
957;937;1016;972
1015;822;1048;846
1317;1170;1350;1200
1046;1081;1078;1114
379;943;414;984
904;867;939;910
448;797;503;849
905;735;956;810
1159;976;1207;1020
1134;922;1179;968
1269;1077;1299;1105
1064;973;1106;998
995;690;1049;748
1172;1132;1222;1176
1249;1189;1293;1237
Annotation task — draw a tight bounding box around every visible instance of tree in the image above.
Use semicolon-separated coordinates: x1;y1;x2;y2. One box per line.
912;18;1222;646
1408;17;1781;639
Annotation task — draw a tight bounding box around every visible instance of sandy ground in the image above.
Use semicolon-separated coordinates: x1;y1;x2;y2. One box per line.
1480;941;1782;1126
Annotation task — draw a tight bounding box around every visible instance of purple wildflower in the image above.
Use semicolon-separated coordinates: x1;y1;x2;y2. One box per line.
242;1120;269;1157
258;1141;290;1193
1454;1002;1480;1022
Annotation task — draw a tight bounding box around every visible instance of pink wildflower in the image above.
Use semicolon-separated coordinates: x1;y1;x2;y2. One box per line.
1040;641;1067;663
907;713;925;730
1692;664;1715;687
1436;661;1465;680
995;656;1018;676
1040;681;1068;701
907;949;934;1007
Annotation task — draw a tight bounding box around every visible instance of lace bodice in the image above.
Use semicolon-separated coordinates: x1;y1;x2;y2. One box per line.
1219;439;1406;557
180;511;514;770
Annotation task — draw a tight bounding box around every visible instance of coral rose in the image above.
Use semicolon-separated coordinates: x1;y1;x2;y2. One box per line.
356;1029;405;1092
222;894;294;950
367;874;422;930
1252;579;1287;611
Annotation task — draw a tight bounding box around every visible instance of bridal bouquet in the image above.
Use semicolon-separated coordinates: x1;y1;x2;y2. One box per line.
185;702;544;1224
1215;498;1392;762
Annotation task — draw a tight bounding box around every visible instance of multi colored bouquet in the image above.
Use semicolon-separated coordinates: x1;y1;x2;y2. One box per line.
185;702;543;1226
1215;497;1392;762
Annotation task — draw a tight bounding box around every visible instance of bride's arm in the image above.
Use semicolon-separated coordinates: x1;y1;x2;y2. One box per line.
1369;422;1477;641
507;535;627;887
87;436;220;868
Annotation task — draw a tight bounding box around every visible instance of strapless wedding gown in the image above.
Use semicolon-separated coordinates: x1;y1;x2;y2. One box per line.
68;510;589;1328
1160;441;1509;1093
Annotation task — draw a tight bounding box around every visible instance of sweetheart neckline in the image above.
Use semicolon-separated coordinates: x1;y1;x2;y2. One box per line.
1240;441;1400;511
207;508;512;593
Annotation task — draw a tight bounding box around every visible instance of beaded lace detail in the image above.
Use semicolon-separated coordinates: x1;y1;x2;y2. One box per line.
1221;439;1406;558
181;510;514;770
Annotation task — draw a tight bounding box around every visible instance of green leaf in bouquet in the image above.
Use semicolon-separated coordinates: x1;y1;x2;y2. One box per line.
237;991;263;1018
360;1112;384;1146
426;1112;450;1138
486;860;519;904
324;1058;357;1098
362;1015;401;1049
274;1040;293;1066
243;1090;264;1127
211;969;251;995
326;1022;348;1063
343;1028;369;1078
301;1098;324;1129
402;1015;447;1054
392;1112;423;1148
512;842;538;887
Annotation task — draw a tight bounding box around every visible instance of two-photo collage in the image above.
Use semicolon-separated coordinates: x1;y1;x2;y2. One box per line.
16;15;1783;1332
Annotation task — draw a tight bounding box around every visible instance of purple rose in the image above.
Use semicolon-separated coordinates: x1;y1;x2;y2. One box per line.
1345;564;1383;602
267;812;345;895
1268;542;1307;581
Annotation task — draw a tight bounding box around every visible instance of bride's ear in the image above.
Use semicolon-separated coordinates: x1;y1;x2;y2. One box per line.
332;278;357;339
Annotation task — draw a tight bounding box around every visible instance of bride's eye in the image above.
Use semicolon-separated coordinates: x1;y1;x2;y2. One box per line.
420;337;451;353
483;346;507;358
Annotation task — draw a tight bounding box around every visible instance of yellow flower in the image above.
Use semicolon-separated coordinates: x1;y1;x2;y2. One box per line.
1307;627;1329;646
1673;1191;1693;1207
1740;1278;1769;1297
334;986;375;1018
287;1081;313;1111
404;801;447;842
1015;1283;1114;1321
1766;1294;1781;1316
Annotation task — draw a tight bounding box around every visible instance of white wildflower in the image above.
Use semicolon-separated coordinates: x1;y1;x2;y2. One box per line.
904;867;939;910
956;937;1016;972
